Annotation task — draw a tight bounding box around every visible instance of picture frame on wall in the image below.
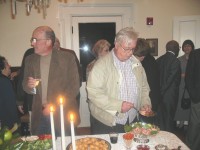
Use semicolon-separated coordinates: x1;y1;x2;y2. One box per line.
146;38;158;56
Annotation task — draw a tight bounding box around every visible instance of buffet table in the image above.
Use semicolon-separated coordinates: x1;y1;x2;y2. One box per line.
56;131;190;150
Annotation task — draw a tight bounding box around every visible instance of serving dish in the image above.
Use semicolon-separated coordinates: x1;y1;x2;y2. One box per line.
21;136;39;142
124;122;160;136
66;137;111;150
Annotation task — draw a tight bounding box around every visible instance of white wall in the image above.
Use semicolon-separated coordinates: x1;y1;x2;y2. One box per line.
0;0;200;66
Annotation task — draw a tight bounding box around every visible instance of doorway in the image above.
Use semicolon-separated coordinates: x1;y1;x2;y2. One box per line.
72;16;122;81
79;22;115;81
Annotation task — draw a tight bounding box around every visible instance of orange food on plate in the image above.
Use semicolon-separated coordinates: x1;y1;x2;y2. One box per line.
123;133;134;140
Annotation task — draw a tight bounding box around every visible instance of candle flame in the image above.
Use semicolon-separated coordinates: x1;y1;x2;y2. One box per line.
70;113;74;121
59;97;63;104
50;106;54;112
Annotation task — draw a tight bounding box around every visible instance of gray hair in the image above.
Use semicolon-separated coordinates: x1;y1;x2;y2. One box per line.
115;27;139;45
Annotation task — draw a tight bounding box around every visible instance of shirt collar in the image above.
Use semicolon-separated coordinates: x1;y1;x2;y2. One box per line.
167;51;175;55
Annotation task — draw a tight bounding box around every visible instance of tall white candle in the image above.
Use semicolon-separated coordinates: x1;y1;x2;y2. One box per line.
12;0;16;15
60;98;66;150
70;114;76;150
50;106;56;150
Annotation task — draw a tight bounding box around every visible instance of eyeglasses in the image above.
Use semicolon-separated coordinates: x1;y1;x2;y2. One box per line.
30;38;49;43
119;43;134;52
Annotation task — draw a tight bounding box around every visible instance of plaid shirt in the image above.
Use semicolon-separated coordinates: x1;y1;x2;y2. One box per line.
112;51;138;124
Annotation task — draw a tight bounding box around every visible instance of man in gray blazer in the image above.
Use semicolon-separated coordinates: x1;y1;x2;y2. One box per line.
23;26;80;136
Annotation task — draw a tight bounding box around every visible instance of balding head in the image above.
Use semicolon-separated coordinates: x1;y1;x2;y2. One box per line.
33;26;55;46
31;26;55;56
166;40;180;57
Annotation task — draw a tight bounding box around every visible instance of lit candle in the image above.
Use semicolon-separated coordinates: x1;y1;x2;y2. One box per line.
50;106;56;150
60;97;66;150
70;113;76;150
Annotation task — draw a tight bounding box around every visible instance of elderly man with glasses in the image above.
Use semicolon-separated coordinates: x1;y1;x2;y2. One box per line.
22;26;80;136
87;27;152;134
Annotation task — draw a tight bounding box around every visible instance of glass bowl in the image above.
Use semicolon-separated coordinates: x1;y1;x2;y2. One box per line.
122;133;134;150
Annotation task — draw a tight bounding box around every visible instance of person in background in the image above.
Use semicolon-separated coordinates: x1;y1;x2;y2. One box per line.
54;38;82;108
17;48;34;114
185;48;200;150
10;69;20;91
22;26;80;136
87;27;152;134
133;38;164;129
174;40;194;132
86;39;111;79
16;48;34;136
156;40;181;132
0;55;19;129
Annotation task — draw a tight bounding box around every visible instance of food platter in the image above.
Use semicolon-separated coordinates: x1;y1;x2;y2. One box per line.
66;137;111;150
13;135;52;149
21;135;39;142
124;122;160;136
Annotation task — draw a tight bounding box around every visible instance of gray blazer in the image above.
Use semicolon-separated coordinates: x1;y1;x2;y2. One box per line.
23;49;80;134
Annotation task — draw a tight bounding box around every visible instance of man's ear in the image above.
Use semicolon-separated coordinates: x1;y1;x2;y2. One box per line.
115;42;119;49
47;39;53;47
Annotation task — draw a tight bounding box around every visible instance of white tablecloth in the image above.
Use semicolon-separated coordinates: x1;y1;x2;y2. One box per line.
56;131;190;150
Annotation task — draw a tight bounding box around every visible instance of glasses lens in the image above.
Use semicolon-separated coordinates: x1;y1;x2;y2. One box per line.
30;38;37;43
120;43;133;52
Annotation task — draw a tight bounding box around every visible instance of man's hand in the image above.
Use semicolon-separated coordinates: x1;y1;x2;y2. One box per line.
27;77;40;89
10;71;19;80
121;101;134;113
42;104;51;116
18;105;24;114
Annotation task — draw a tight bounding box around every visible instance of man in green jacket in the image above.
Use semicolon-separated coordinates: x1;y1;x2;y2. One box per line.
87;27;152;134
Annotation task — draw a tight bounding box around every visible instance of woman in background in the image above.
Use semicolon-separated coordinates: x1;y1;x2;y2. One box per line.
0;55;19;129
174;40;194;132
86;39;111;79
